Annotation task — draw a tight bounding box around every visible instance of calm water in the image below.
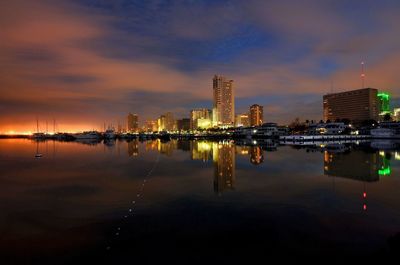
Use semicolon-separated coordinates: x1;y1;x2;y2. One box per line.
1;138;400;264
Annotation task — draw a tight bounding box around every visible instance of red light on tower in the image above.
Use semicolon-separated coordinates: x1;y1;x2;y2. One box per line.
363;192;367;198
360;61;365;89
363;204;367;211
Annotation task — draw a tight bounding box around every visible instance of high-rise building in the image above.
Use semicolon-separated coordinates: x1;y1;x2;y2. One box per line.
213;75;234;127
165;112;175;131
127;113;139;132
177;118;190;131
323;88;379;122
394;108;400;122
250;104;263;126
146;120;158;132
235;113;250;127
158;112;175;131
157;115;166;131
190;108;211;130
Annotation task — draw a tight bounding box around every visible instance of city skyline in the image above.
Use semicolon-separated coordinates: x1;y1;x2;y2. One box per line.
1;0;400;134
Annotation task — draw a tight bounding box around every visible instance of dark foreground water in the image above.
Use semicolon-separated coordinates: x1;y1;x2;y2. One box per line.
1;139;400;264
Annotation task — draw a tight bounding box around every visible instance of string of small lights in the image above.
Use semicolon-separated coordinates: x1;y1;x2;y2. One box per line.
105;150;161;251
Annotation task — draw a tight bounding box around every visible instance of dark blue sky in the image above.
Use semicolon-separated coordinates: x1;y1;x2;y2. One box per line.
1;0;400;132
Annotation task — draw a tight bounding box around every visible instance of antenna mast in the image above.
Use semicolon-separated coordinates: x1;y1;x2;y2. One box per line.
361;61;365;89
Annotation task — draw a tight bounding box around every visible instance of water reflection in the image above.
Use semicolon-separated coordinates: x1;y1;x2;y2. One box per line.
249;146;264;165
2;138;400;263
213;142;235;194
190;141;212;161
127;140;139;157
324;150;382;182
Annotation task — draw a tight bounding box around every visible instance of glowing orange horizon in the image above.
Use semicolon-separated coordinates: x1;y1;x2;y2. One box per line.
0;123;106;135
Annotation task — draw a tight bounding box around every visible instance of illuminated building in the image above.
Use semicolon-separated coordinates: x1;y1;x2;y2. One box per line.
128;140;139;157
235;113;250;127
250;146;264;165
146;120;158;132
157;115;166;131
250;104;263;126
213;142;235;194
213;75;234;127
323;150;384;181
190;108;211;130
394;108;400;122
197;118;212;129
165;112;175;131
127;113;139;132
158;112;175;131
323;88;379;122
177;118;190;131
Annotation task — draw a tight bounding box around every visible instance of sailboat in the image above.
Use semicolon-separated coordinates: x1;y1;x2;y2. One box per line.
32;118;46;139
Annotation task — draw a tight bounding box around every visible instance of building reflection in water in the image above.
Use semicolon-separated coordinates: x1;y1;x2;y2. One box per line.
323;149;384;182
157;140;177;156
324;147;394;211
145;140;158;151
213;141;235;195
128;140;139;157
249;146;264;165
378;151;392;176
191;141;212;162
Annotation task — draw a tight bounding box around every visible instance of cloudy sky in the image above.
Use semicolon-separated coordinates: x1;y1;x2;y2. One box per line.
1;0;400;132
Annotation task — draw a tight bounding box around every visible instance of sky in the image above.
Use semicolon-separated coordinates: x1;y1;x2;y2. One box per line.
1;0;400;133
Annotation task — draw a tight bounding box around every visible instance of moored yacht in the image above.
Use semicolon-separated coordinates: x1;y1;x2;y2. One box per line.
104;128;116;139
371;122;400;138
73;131;101;140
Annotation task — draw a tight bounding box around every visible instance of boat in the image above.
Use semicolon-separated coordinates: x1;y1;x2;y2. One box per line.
104;128;116;139
73;131;101;140
31;118;47;139
159;131;171;141
371;122;400;138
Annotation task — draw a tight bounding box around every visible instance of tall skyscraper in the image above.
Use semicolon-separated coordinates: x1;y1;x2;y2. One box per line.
323;88;379;122
127;113;139;132
165;112;175;131
190;108;211;130
157;115;166;131
250;104;263;126
146;120;158;132
213;75;234;127
158;112;175;131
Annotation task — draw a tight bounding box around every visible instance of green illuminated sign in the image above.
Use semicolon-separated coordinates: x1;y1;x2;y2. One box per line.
378;92;391;113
